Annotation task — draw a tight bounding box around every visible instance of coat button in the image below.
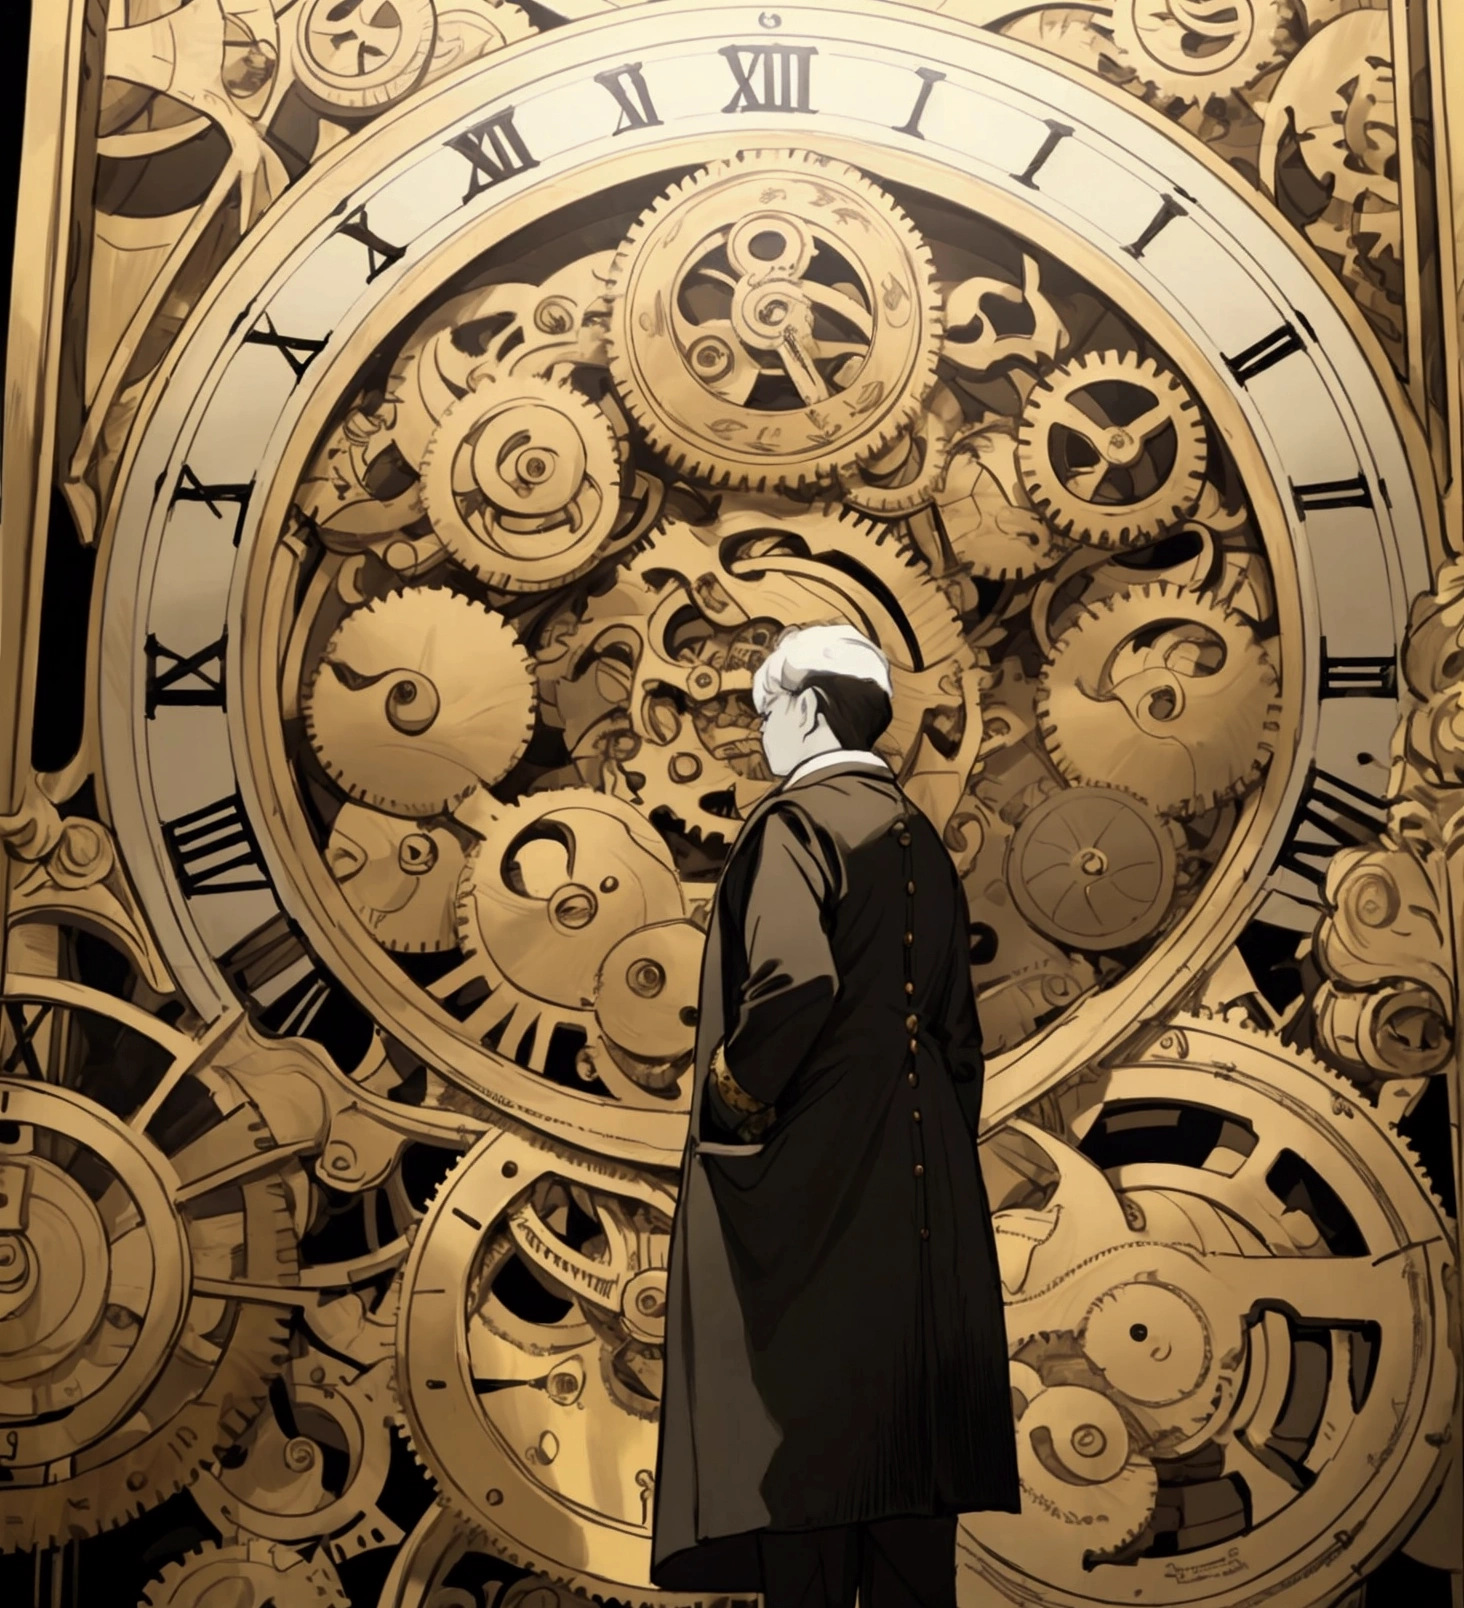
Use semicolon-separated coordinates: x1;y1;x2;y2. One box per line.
899;833;912;846
905;980;915;996
920;1227;930;1240
907;1071;918;1086
891;818;908;834
908;1038;919;1054
906;880;916;895
912;1109;921;1122
904;931;914;945
905;1013;919;1031
914;1164;924;1177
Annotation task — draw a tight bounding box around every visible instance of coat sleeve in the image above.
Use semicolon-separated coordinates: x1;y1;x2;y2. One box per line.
936;860;986;1134
720;804;841;1109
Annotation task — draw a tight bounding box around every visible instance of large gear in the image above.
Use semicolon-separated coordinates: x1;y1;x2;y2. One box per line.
606;149;942;493
303;586;537;816
291;0;438;116
420;374;627;591
1109;0;1298;105
325;802;465;952
0;986;298;1551
1036;581;1282;817
446;788;691;1099
397;1128;682;1605
1016;350;1208;547
962;1015;1456;1607
138;1539;348;1607
1007;785;1181;952
547;501;978;844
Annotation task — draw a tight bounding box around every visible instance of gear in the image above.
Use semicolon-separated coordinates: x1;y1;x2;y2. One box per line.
1109;0;1297;106
957;796;1100;1054
303;586;537;816
974;1378;1159;1559
1036;581;1282;817
447;789;689;1097
551;502;976;844
1016;351;1208;547
0;986;298;1550
191;1354;401;1563
325;803;465;952
292;0;437;116
963;1016;1456;1606
398;1129;683;1603
594;919;704;1067
934;424;1071;580
139;1539;348;1607
421;375;627;591
1007;785;1181;952
606;149;942;493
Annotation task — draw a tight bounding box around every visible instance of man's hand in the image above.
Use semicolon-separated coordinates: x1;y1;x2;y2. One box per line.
709;1042;777;1142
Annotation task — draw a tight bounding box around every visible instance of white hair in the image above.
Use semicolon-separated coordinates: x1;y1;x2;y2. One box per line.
751;622;893;715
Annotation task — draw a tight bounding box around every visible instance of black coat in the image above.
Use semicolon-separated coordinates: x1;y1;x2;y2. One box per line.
651;757;1020;1591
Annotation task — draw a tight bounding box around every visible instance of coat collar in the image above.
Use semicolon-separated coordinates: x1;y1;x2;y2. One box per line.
726;758;900;860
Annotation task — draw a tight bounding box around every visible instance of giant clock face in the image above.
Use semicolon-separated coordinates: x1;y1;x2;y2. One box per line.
23;0;1455;1601
98;0;1430;1166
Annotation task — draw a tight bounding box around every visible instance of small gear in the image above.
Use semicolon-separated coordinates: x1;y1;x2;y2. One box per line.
292;0;437;116
303;586;537;816
606;148;942;493
450;789;687;1082
421;375;626;591
1016;350;1208;547
325;802;464;952
934;425;1071;580
1036;581;1282;817
139;1539;348;1607
1007;785;1181;952
398;1129;682;1602
973;1378;1159;1555
191;1355;402;1563
1109;0;1297;106
594;919;703;1065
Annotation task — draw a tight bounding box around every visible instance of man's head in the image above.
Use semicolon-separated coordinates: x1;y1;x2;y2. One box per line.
751;623;894;778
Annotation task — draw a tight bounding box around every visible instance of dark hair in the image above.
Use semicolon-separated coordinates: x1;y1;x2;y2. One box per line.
798;671;893;749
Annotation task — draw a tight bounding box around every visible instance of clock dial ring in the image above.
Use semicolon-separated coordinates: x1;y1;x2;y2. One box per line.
95;0;1431;1165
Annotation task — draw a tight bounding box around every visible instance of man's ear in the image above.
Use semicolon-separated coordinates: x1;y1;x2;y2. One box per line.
795;687;819;731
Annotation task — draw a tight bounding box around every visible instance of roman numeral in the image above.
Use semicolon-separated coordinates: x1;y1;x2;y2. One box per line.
893;66;944;138
1012;120;1073;189
145;631;227;716
1291;473;1374;518
162;792;272;897
242;311;329;382
446;108;539;204
334;205;407;282
1223;322;1306;385
1320;641;1398;698
720;44;817;114
1276;767;1388;895
1123;194;1187;259
595;62;661;133
171;466;254;546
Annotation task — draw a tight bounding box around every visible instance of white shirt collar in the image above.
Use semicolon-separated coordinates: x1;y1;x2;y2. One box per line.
779;747;893;788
